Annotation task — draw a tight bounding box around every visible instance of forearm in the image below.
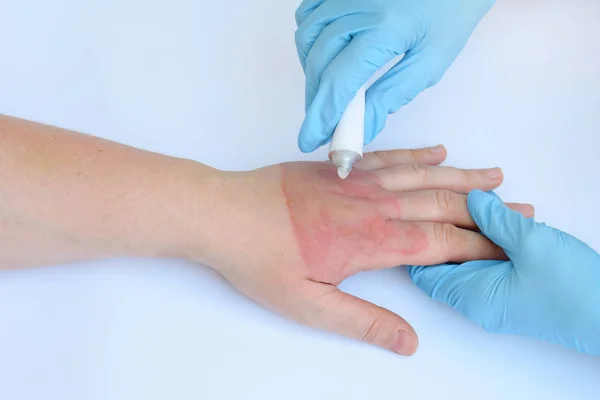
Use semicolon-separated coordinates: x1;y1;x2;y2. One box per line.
0;114;224;270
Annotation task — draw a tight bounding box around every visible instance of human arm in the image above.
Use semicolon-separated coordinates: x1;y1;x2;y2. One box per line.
294;0;496;152
0;114;532;355
409;190;600;355
0;114;226;268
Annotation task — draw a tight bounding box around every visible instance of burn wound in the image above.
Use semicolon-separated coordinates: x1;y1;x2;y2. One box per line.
282;163;428;284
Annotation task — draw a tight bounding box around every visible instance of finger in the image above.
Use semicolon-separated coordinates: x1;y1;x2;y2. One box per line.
467;190;536;257
293;282;418;356
408;260;510;306
505;203;535;219
373;163;504;193
472;190;536;218
295;0;327;27
302;14;373;111
295;0;363;73
355;145;447;171
364;48;449;144
351;221;507;272
298;35;400;152
392;190;534;230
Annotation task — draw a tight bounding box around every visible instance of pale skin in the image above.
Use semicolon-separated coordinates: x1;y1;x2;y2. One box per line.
0;114;533;355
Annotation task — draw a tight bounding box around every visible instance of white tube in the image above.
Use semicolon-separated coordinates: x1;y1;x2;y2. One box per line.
328;85;366;179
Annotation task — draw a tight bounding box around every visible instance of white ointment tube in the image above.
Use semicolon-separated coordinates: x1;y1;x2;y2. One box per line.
328;85;366;179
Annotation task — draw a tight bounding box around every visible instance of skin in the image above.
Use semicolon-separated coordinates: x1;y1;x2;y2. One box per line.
0;114;533;356
283;163;505;284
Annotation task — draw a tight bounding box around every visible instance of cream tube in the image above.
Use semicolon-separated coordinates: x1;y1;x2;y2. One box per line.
328;85;366;179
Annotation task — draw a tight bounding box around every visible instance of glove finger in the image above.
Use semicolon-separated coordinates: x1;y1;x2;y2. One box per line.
298;35;403;152
486;190;502;201
408;261;496;303
303;14;372;113
295;0;328;27
408;260;513;332
408;263;461;301
364;48;447;144
467;189;535;257
295;0;354;71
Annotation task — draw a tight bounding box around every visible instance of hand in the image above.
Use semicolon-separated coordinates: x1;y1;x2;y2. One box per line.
294;0;496;152
409;190;600;355
204;146;530;355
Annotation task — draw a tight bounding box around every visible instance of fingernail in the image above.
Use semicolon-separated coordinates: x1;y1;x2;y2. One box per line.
391;330;414;355
487;168;503;179
523;204;535;217
428;144;445;154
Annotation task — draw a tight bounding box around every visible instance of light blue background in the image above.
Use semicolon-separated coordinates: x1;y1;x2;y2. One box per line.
1;0;599;399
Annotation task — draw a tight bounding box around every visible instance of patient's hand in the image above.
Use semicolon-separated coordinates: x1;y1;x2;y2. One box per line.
200;146;533;356
0;117;531;356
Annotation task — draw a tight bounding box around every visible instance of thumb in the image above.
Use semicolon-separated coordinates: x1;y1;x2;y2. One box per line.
297;282;418;356
468;189;536;256
364;49;447;144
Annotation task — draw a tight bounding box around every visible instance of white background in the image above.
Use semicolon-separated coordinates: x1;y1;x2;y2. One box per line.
1;0;599;399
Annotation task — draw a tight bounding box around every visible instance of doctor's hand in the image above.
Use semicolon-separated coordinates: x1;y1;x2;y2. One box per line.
409;190;600;355
294;0;496;152
208;146;531;356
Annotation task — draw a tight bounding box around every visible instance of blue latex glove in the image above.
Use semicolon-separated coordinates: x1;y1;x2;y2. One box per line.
294;0;496;152
409;190;600;355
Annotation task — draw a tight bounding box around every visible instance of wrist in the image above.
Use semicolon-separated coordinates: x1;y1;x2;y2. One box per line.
171;160;252;270
155;159;229;264
181;163;286;274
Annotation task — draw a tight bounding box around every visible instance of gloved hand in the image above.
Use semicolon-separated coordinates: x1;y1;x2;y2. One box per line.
409;190;600;355
294;0;496;152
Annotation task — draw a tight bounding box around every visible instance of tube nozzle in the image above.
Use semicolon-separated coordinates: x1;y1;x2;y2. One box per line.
337;166;350;180
330;149;361;180
327;85;366;180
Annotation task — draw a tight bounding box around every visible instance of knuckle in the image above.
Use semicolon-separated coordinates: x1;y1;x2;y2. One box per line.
373;150;394;167
294;5;306;27
360;316;385;345
409;163;428;184
435;190;451;214
372;150;387;164
434;223;464;249
294;24;308;46
376;8;421;32
408;148;419;162
435;190;458;215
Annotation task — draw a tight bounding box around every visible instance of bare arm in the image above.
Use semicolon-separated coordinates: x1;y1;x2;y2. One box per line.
0;114;221;269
